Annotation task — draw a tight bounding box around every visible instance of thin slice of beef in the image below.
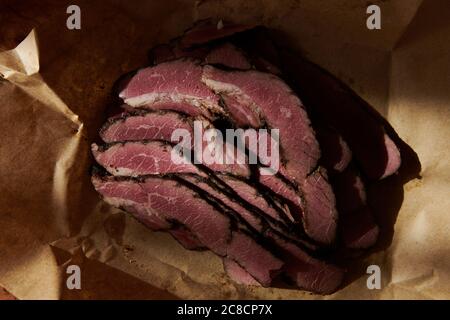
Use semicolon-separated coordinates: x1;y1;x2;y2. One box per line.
123;102;210;119
268;231;344;294
257;170;304;221
223;258;261;286
219;174;286;225
97;111;302;235
92;174;283;286
119;59;224;119
92;140;250;178
259;169;339;246
301;169;338;244
202;66;337;244
100;110;194;143
91;174;172;231
169;225;206;251
176;172;341;293
205;43;252;70
179;173;264;232
202;65;320;181
179;173;312;248
223;231;344;293
279;53;401;180
92;171;205;249
92;140;201;177
220;95;263;127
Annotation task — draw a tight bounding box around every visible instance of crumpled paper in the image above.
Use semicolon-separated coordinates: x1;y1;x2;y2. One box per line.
0;0;449;299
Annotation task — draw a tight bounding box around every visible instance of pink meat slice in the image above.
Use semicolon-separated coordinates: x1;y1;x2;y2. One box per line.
92;174;283;286
301;169;338;244
266;230;344;294
91;175;172;231
119;59;224;118
92;141;201;177
97;111;293;226
221;94;262;127
202;65;320;181
92;140;250;178
123;101;208;119
202;66;337;245
180;174;263;231
223;232;343;293
223;258;261;286
169;226;206;250
258;171;304;221
220;175;285;224
92;173;204;249
100;110;194;143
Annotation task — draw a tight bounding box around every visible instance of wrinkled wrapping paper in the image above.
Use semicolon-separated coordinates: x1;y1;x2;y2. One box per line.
0;0;449;299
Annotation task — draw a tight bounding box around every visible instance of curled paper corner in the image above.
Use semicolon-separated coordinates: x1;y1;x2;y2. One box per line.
14;29;40;75
0;29;39;78
0;28;82;129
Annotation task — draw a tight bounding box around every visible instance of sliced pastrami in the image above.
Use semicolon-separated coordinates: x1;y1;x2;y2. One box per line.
100;110;194;143
179;174;263;232
92;174;283;286
179;174;300;240
180;174;317;254
201;66;320;182
92;173;204;249
258;166;337;245
301;169;338;244
221;94;262;127
119;59;224;118
92;140;250;178
121;101;208;119
202;66;337;244
269;231;344;294
91;174;172;231
258;171;304;221
93;174;231;254
97;111;297;228
223;258;261;286
219;174;286;224
92;140;201;177
169;226;206;250
201;66;339;244
205;43;252;70
227;230;283;286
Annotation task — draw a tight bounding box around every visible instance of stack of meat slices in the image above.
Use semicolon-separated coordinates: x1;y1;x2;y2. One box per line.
91;20;402;294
